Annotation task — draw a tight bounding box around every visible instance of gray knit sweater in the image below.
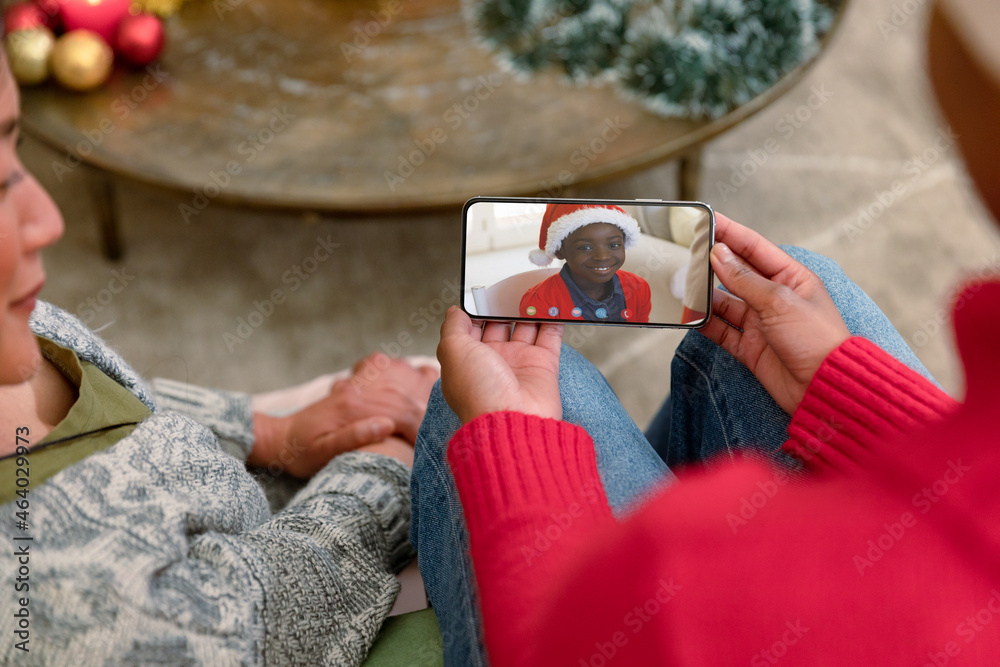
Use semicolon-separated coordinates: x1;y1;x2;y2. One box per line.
1;302;414;665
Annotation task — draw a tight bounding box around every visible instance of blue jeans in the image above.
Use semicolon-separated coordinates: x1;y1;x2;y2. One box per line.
409;247;935;666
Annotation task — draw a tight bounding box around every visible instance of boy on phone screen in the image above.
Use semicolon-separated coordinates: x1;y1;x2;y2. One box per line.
519;203;651;322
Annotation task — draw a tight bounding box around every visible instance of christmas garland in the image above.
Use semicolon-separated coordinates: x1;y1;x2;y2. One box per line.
466;0;841;119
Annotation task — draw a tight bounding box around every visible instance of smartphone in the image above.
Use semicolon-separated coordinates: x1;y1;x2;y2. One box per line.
461;197;715;328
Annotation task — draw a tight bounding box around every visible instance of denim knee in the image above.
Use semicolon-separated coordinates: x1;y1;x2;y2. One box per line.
674;330;719;366
780;245;846;286
559;343;601;378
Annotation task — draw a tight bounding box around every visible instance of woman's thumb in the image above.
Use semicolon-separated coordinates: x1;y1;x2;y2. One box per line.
710;243;776;310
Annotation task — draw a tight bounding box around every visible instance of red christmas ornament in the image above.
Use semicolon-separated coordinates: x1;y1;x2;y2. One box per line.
114;13;164;67
3;3;47;35
32;0;65;33
59;0;130;44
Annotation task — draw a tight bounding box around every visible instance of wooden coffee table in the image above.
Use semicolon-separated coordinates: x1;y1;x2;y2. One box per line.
19;0;846;259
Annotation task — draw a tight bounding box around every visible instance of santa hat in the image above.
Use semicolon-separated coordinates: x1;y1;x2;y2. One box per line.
529;203;641;266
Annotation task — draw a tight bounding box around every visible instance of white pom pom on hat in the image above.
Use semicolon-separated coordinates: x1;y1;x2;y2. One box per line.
529;203;641;266
528;247;551;265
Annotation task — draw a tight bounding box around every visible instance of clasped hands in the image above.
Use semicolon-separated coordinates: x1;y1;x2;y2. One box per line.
438;214;851;424
249;354;438;477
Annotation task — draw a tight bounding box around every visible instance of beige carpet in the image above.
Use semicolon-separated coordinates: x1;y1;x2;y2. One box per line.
25;0;998;431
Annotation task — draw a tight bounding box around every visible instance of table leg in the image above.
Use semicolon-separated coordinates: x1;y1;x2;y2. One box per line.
679;148;703;201
87;168;124;261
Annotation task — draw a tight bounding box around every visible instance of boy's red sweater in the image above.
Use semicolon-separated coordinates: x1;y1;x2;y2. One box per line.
519;270;652;322
447;281;1000;666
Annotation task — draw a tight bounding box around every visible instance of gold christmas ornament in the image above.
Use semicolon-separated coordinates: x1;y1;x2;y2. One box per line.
4;27;56;86
51;30;114;92
133;0;193;17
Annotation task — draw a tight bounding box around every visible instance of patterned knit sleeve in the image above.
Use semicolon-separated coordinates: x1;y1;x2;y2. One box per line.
151;377;256;460
0;412;413;666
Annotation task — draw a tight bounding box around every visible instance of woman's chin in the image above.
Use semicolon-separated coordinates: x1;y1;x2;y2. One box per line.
0;328;42;385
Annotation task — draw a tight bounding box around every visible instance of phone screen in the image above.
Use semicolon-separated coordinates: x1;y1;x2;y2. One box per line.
462;198;714;328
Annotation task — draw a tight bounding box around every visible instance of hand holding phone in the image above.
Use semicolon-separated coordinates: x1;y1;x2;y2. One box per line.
438;307;564;425
462;197;715;328
700;214;851;414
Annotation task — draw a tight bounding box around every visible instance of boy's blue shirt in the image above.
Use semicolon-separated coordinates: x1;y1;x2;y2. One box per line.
559;264;627;321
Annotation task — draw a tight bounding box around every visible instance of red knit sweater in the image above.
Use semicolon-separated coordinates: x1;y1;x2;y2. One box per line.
519;270;652;322
448;282;1000;666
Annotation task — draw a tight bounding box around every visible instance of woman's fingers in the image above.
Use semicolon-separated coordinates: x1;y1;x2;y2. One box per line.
490;320;563;352
713;213;801;281
440;306;475;339
334;417;396;452
509;322;539;346
418;365;440;382
471;318;560;350
710;243;788;312
709;288;751;330
699;291;747;356
534;322;564;355
438;307;476;370
351;352;391;377
480;320;514;343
